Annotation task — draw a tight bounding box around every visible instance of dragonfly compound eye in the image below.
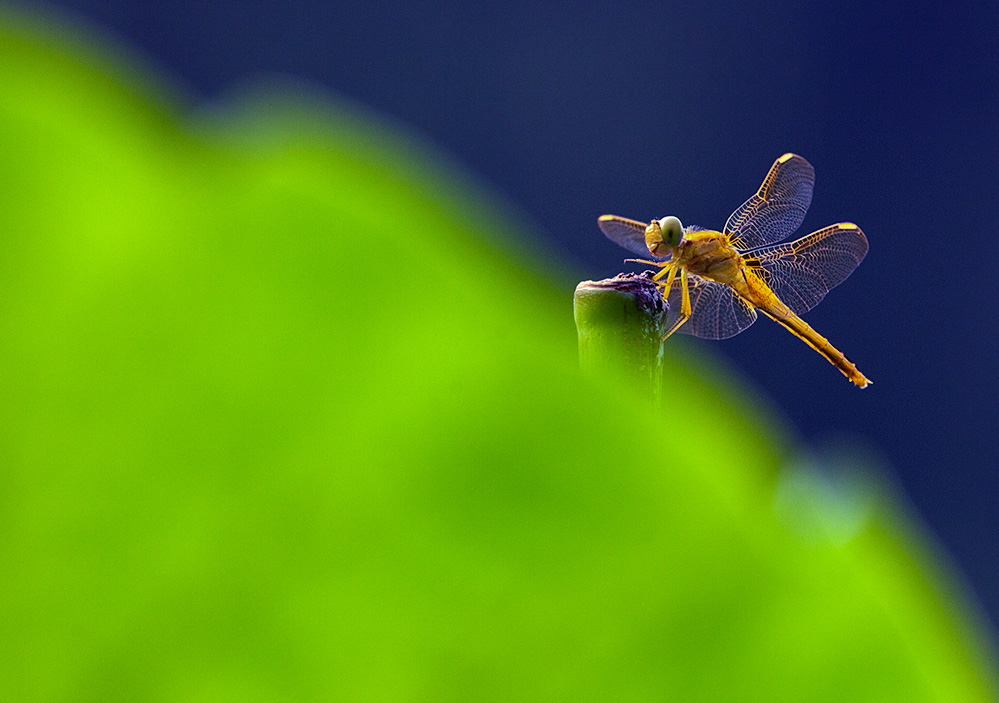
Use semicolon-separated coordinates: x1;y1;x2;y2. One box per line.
659;216;684;248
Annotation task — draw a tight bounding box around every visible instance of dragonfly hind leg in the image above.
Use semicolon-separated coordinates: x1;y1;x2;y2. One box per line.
662;268;691;341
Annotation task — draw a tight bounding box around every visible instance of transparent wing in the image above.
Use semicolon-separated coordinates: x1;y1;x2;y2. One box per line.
743;223;868;315
598;215;668;261
725;153;815;250
667;275;758;340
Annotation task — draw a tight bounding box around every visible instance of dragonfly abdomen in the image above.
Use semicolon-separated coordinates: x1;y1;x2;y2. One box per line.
759;310;871;388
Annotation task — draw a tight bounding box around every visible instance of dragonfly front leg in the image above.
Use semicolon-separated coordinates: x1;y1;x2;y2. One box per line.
624;258;669;268
654;262;679;300
662;268;691;341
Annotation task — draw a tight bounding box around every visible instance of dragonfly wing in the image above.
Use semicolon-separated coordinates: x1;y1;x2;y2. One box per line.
667;274;758;340
744;223;868;315
598;215;668;260
724;153;815;250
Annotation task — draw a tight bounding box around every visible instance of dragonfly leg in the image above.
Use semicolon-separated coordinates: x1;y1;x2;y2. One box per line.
655;263;679;302
624;258;668;268
662;269;691;340
652;262;673;281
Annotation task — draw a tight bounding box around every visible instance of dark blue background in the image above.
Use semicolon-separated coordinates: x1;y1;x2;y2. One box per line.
26;1;998;624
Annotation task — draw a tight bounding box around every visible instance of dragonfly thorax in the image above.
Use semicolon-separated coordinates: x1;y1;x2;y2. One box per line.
677;232;738;276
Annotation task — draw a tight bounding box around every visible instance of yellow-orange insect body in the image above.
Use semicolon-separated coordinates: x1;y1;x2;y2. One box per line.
599;154;871;387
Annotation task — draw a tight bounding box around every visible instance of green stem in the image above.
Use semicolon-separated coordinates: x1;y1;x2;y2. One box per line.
573;274;667;402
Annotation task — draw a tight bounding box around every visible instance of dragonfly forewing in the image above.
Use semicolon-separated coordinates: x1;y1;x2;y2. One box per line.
598;215;669;260
725;153;815;251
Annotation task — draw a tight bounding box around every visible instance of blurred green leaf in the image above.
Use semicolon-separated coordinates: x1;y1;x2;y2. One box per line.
0;10;994;702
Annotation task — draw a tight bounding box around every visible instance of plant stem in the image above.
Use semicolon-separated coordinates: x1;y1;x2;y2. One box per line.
573;274;667;403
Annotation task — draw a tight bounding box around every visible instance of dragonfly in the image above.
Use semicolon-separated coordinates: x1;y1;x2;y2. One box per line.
598;153;871;387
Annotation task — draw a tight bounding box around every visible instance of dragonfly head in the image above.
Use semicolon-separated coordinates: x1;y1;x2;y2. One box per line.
645;216;683;256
